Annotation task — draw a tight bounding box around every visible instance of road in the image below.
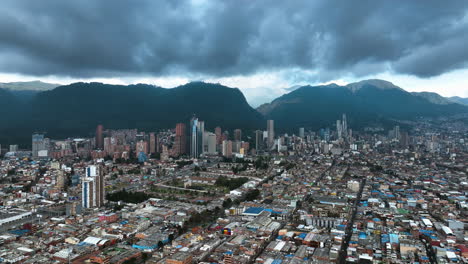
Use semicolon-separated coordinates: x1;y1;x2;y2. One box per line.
154;183;209;193
338;177;366;264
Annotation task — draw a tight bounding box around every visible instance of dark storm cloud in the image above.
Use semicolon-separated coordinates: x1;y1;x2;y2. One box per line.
0;0;468;78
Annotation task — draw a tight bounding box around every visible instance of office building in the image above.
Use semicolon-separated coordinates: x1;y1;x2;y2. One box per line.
299;127;305;138
222;140;232;158
336;120;342;139
166;252;193;264
82;165;105;208
95;124;104;149
136;140;148;155
56;170;66;189
241;142;250;153
267;120;275;149
232;141;241;153
395;125;400;140
174;123;187;156
9;145;18;152
400;131;409;148
32;133;49;158
190;117;204;158
234;129;242;141
342;114;348;137
199;121;205;152
206;132;217;154
149;132;156;154
255;130;263;151
215;126;222;145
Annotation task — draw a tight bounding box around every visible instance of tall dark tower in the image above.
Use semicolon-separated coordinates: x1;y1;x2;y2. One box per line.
234;129;242;141
174;123;187;156
95;124;104;149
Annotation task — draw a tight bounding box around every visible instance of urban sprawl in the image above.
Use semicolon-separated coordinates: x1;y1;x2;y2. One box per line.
0;115;467;264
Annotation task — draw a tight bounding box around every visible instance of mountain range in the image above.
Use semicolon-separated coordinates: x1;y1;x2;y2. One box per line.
0;79;466;147
448;96;468;105
0;80;59;91
258;79;467;130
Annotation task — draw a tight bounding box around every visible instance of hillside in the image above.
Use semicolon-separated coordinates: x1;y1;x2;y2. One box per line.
0;82;264;146
258;80;468;130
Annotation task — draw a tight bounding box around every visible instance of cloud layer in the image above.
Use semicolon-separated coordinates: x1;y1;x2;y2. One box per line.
1;0;468;80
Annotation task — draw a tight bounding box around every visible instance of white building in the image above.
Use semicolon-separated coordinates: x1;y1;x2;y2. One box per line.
82;165;104;208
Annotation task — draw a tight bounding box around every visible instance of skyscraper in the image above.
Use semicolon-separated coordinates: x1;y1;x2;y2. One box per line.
336;120;342;139
149;132;156;154
267;120;275;149
174;123;187;156
222;140;232;158
96;124;104;149
9;145;18;152
241;142;250;154
234;129;242;141
215;126;222;145
190;117;204;158
255;130;263;151
56;170;66;189
299;127;305;138
342;114;347;137
198;121;205;152
136;140;148;155
207;132;217;154
82;165;105;208
394;125;400;140
400;131;409;148
32;133;48;158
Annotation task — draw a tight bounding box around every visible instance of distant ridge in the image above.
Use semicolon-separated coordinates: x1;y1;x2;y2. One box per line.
448;96;468;105
346;79;404;92
0;80;60;91
411;92;453;105
0;79;467;146
0;82;264;146
257;79;468;130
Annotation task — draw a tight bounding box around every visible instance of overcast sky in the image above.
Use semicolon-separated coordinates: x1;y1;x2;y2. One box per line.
1;0;468;106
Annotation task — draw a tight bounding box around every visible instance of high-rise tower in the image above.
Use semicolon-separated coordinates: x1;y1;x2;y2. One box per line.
336;120;342;139
82;165;105;208
190;117;204;158
95;124;104;149
32;133;49;158
267;120;275;149
149;132;156;154
255;130;263;151
342;114;347;137
215;126;222;145
234;129;242;141
299;127;305;138
174;123;187;156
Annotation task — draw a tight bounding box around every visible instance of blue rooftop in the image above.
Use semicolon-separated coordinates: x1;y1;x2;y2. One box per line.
264;208;283;214
244;207;264;215
390;234;399;244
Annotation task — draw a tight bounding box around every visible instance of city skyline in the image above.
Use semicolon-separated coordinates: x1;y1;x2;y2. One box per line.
0;2;467;263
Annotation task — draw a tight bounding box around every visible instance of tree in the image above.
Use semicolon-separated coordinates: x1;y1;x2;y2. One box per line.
142;253;150;261
245;189;260;201
222;198;233;208
215;176;248;190
123;258;137;264
157;241;164;249
106;190;150;204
